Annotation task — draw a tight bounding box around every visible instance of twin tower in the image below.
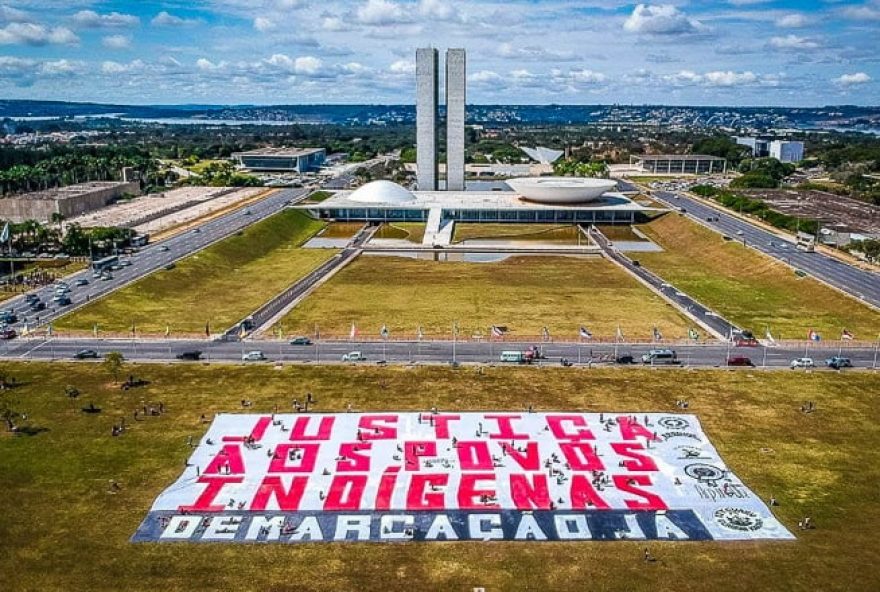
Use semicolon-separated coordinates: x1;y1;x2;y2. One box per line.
416;47;466;191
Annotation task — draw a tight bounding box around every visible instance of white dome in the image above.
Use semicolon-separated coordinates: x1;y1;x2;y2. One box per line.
507;177;618;204
348;181;415;205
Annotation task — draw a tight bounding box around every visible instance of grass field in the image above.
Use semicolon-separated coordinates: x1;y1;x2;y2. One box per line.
1;362;878;591
320;222;366;239
637;214;880;339
374;223;426;243
275;255;691;339
594;225;648;242
453;223;580;244
55;210;334;335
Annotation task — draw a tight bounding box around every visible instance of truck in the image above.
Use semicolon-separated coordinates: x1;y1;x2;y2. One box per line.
500;347;543;364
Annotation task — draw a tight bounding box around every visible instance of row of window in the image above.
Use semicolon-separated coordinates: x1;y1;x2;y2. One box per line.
310;208;638;223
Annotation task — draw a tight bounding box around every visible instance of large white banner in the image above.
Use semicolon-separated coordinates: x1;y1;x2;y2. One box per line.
133;412;793;542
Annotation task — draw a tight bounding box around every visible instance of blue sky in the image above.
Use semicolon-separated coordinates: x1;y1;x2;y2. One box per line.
0;0;877;106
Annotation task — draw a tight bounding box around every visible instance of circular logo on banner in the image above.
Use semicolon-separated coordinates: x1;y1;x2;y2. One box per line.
659;417;690;430
714;508;764;532
685;463;725;482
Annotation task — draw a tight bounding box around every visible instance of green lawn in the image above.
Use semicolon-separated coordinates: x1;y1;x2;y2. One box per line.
1;363;878;591
637;214;880;339
275;254;691;340
453;223;580;244
56;210;334;336
374;223;426;243
319;222;366;239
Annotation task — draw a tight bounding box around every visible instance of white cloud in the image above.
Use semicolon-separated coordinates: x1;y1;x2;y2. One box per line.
152;11;200;27
623;4;705;35
768;34;820;50
663;69;772;87
293;55;322;75
102;34;131;49
0;22;78;46
841;3;880;21
469;69;503;84
0;6;29;23
418;0;463;22
834;72;871;86
254;17;275;32
356;0;411;25
496;43;577;62
775;13;808;28
321;17;348;31
72;10;139;28
389;59;414;74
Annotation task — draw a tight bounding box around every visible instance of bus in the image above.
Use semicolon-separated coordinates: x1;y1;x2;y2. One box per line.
796;231;815;253
130;234;150;248
91;255;118;273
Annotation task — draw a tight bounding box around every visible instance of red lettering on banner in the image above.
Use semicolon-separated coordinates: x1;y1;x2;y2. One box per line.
374;467;400;510
610;442;659;471
267;443;320;473
617;416;660;441
404;441;437;471
613;474;668;510
559;442;605;471
546;414;595;441
510;473;553;509
289;416;335;441
250;476;308;511
485;414;529;439
429;414;461;439
406;474;448;510
178;476;242;512
324;474;368;510
357;415;398;440
500;441;541;471
457;441;493;470
336;442;372;472
569;475;610;510
203;444;245;475
457;473;499;509
222;415;272;443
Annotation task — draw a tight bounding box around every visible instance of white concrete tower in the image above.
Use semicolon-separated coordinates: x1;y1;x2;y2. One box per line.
445;48;466;191
416;47;439;191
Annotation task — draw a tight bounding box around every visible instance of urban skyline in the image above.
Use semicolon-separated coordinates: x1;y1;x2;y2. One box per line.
0;1;877;106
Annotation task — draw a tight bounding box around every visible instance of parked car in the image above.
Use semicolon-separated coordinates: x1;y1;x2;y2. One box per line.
342;351;367;362
615;355;636;364
0;328;17;340
242;350;266;362
289;336;312;346
825;356;853;370
73;349;99;359
790;357;815;369
726;356;754;367
176;350;202;361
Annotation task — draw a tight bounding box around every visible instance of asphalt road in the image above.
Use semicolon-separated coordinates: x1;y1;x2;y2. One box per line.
652;190;880;310
3;187;309;333
588;225;738;339
2;337;877;370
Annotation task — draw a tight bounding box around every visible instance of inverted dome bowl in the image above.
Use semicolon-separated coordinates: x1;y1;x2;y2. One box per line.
507;177;618;204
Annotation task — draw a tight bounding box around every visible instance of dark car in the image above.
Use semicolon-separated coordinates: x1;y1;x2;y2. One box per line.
56;296;71;306
0;328;17;340
176;350;202;361
615;355;635;364
726;356;754;367
74;349;99;359
289;336;313;346
25;294;39;303
30;301;46;311
825;356;853;370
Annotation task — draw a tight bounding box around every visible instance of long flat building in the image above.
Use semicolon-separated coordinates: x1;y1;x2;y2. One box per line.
232;148;325;172
0;181;141;223
631;154;727;174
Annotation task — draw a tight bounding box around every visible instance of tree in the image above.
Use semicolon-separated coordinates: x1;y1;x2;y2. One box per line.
0;390;20;431
103;352;124;384
65;385;80;413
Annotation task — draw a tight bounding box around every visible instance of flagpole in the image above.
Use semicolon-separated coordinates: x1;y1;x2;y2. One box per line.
872;334;879;370
452;321;457;365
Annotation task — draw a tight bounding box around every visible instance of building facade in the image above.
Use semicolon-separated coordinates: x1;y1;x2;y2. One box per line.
232;148;326;172
445;48;467;191
630;154;727;174
769;140;804;163
0;181;141;223
416;47;439;191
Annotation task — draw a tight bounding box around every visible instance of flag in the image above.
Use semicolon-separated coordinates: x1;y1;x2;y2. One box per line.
349;323;358;340
688;328;699;341
0;222;9;244
417;325;424;341
579;326;593;340
491;325;506;338
616;325;624;342
765;328;776;346
380;324;389;339
205;321;210;338
653;326;663;342
165;325;170;338
808;329;821;342
841;329;854;341
541;326;550;341
93;323;99;338
238;324;247;339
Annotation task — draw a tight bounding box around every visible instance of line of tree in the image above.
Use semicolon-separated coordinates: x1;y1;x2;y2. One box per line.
552;159;609;178
729;158;796;189
691;184;819;235
3;218;133;257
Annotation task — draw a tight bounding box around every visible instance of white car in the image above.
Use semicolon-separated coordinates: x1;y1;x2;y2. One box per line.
242;350;266;362
342;351;366;362
790;357;815;369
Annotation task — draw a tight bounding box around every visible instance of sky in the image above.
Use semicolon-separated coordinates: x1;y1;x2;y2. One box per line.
0;0;877;106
